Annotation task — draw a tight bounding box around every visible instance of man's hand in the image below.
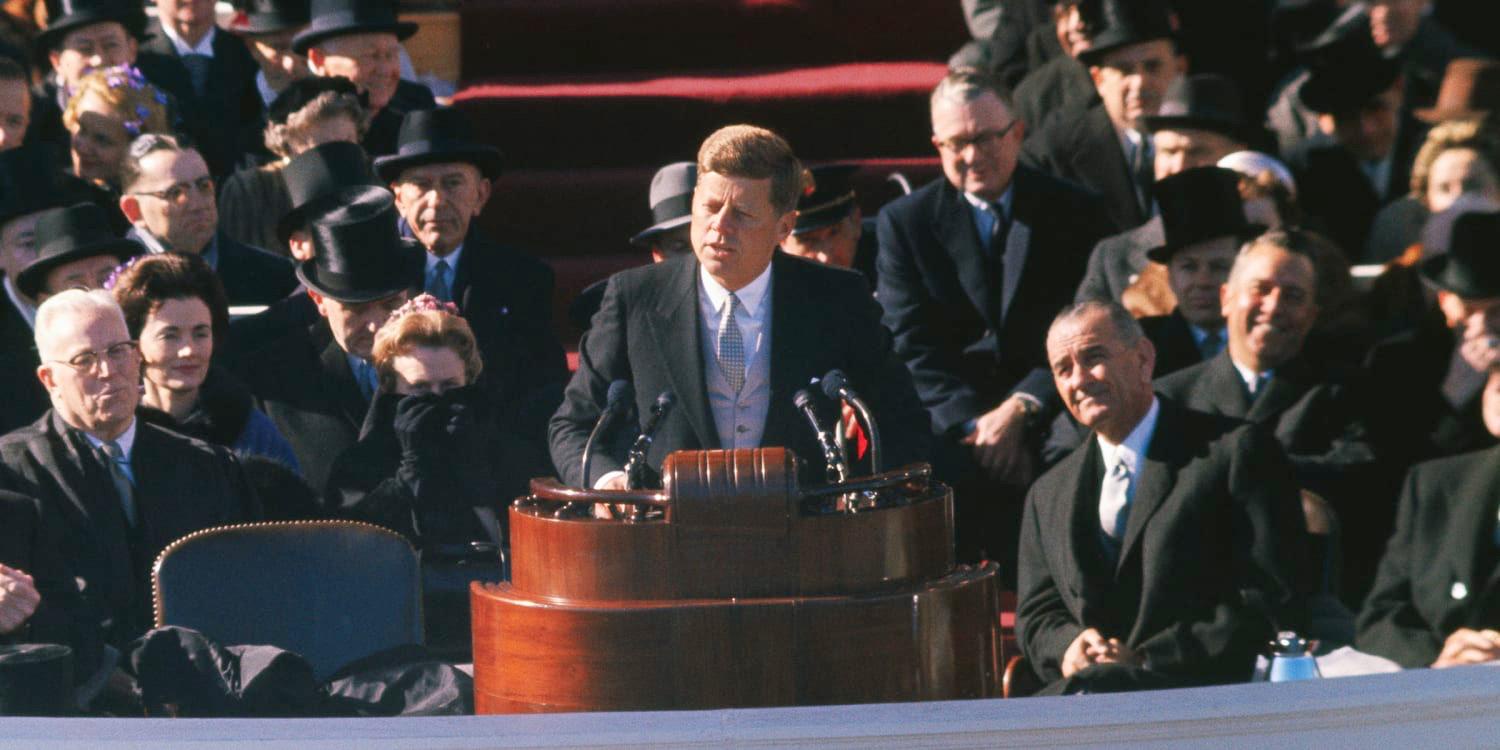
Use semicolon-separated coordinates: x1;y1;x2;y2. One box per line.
962;397;1033;485
0;564;41;635
1061;628;1109;677
1432;628;1500;668
1457;312;1500;373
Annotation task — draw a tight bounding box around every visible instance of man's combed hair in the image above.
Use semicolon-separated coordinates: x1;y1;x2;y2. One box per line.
696;125;807;214
1048;300;1145;347
1231;229;1329;297
119;133;192;194
34;289;127;359
930;67;1013;112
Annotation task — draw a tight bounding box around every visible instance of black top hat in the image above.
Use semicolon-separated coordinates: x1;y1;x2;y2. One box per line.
296;188;422;303
1420;210;1500;300
0;643;74;717
1298;14;1402;114
233;0;311;35
1141;74;1251;143
0;144;100;228
1076;0;1174;67
278;140;379;241
1146;167;1257;263
267;75;367;126
37;0;146;52
372;108;504;183
793;164;860;235
629;161;696;247
291;0;417;55
16;203;142;298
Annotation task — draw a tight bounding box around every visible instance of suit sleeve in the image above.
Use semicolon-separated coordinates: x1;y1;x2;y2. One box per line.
1355;466;1443;667
875;205;978;434
837;271;932;469
1073;235;1117;303
1133;427;1306;681
549;274;632;488
1015;479;1083;683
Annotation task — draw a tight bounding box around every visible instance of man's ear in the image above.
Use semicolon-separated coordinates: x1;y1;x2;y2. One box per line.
775;210;796;246
36;363;56;393
306;47;326;75
306;288;329;318
47;50;62;74
119;195;143;224
1219;281;1231;319
1089;65;1104;88
473;177;492;214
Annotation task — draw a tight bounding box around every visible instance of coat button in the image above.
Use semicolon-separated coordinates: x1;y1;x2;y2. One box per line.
1451;581;1469;600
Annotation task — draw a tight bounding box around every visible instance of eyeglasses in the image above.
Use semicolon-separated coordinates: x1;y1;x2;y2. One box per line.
133;176;215;205
48;341;138;374
935;119;1021;153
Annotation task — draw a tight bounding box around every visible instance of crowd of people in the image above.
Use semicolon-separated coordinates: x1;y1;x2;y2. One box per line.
1;0;1499;712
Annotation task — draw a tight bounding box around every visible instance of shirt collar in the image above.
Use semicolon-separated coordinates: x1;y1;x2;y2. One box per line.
962;184;1014;224
699;259;772;319
3;276;36;328
1096;396;1159;475
1187;323;1226;347
1230;356;1273;394
83;417;138;457
160;22;216;57
426;244;464;274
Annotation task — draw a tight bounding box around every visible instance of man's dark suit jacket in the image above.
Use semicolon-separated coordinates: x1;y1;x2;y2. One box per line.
875;168;1112;435
1289;119;1424;259
1356;444;1500;668
1017;399;1306;690
241;321;368;492
0;411;260;652
362;81;438;158
1073;215;1164;304
139;28;260;178
211;232;299;306
0;488;102;680
1011;55;1097;139
549;251;930;488
1022;100;1148;232
0;298;48;434
1139;310;1209;379
1365;323;1494;466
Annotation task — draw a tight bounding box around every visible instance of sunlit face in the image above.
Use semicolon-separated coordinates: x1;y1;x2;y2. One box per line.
1327;83;1403;163
156;0;216;42
1167;236;1238;329
310;33;402;111
311;289;407;360
1090;39;1182;131
1152;128;1244;179
67;90;131;187
1047;308;1156;441
36;305;140;439
0;211;45;285
138;296;212;392
1054;1;1095;58
391;162;491;256
648;225;692;263
931;91;1025;202
125;148;218;255
0;78;30;152
1221;245;1319;372
690;171;795;292
782;212;861;269
389;345;467;396
245;29;308;88
49;23;137;90
39;254;120;300
1425;148;1500;212
1369;0;1427;51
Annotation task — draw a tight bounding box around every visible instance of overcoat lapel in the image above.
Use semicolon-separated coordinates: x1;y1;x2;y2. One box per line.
1115;406;1186;573
649;258;718;449
934;183;1003;332
762;253;814;450
318;340;370;427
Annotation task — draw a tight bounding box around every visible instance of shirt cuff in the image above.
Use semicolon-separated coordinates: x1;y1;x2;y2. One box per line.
594;470;627;489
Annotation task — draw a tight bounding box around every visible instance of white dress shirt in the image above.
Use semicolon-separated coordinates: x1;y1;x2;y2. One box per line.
1230;357;1274;397
1096;397;1160;546
698;263;773;450
159;23;216;58
83;418;138;462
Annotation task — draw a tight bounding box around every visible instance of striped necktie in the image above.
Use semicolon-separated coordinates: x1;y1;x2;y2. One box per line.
716;293;745;394
100;440;137;527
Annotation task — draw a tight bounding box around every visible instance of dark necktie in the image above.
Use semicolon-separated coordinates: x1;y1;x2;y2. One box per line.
1130;133;1153;214
427;259;453;302
182;53;211;98
100;440;137;527
1199;330;1223;360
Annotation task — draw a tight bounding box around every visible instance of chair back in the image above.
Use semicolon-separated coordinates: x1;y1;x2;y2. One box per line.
152;520;422;680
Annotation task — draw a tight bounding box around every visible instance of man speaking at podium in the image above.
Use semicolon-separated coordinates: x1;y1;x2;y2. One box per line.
550;125;930;489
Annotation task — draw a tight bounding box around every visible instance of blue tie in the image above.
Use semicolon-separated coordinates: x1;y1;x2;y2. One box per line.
101;440;137;526
427;259;452;302
351;358;379;401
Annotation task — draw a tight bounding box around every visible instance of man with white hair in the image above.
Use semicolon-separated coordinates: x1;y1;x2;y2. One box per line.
0;289;259;685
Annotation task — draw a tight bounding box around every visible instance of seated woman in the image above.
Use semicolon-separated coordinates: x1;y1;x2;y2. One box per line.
61;64;173;195
1366;120;1500;264
217;76;370;258
109;253;300;472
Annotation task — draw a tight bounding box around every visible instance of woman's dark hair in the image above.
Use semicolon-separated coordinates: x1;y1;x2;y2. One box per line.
110;253;231;348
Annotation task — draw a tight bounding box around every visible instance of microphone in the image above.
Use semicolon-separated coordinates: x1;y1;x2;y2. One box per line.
795;388;849;484
580;380;633;488
624;390;676;489
821;369;882;474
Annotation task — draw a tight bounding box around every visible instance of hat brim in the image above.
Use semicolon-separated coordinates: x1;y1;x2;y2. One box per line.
278;184;384;243
373;147;503;183
232;14;309;35
294;239;423;304
292;20;418;55
1077;33;1174;67
16;240;141;299
1139;115;1252;144
792;202;856;236
1419;253;1500;300
629;215;691;248
36;11;145;54
1145;225;1266;264
1298;64;1401;114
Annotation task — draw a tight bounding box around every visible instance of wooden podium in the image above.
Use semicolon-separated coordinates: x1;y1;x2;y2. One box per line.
470;448;1002;713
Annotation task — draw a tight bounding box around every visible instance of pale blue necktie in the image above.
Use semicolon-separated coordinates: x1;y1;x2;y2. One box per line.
1100;454;1133;543
715;293;745;394
182;53;211;98
100;440;137;527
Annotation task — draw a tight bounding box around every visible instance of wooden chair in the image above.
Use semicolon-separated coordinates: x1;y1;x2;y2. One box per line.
152;520;423;680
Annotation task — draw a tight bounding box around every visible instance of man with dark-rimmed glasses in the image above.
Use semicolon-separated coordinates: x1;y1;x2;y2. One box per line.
119;133;297;306
875;67;1111;578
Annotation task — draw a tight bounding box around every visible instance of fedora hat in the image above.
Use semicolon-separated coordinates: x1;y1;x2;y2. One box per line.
1141;74;1254;145
793;164;860;235
1415;58;1500;124
629;161;696;247
296;187;422;303
17;203;142;299
372;108;503;183
1146;167;1258;263
0;643;74;716
0;144;100;228
292;0;416;55
36;0;146;52
278;140;379;242
1298;15;1401;114
1421;209;1500;300
233;0;310;35
1075;0;1173;67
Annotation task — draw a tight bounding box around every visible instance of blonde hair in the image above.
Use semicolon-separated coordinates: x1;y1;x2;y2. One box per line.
696;125;807;214
371;308;483;392
1409;119;1500;203
61;65;172;136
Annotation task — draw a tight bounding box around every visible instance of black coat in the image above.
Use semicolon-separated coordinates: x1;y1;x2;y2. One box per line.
1073;216;1163;304
1365;324;1494;466
1011;55;1097;138
138;28;260;178
1289;118;1425;259
0;412;260;652
211;232;300;306
0;298;47;435
1022;99;1150;233
0;488;102;682
362;81;438;158
1139;310;1210;379
875;168;1112;434
549;251;931;488
1356;444;1500;668
1016;400;1306;689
